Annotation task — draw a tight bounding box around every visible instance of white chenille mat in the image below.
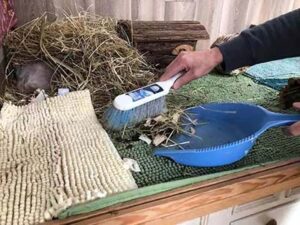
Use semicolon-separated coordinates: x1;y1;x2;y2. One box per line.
0;90;137;225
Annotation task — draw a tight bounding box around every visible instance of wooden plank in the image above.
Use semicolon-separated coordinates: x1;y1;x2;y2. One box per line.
71;162;300;225
44;160;300;225
43;159;300;225
127;21;202;28
117;20;208;67
148;175;300;225
118;20;209;42
133;30;209;42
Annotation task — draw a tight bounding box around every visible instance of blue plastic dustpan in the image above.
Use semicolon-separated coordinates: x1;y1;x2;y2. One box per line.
154;103;300;167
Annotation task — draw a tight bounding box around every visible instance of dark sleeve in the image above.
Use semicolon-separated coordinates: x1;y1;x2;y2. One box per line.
217;9;300;72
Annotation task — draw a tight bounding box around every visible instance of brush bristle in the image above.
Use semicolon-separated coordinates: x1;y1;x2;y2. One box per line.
103;97;167;130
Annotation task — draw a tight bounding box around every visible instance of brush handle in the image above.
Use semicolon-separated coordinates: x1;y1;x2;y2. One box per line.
113;72;183;111
156;73;182;90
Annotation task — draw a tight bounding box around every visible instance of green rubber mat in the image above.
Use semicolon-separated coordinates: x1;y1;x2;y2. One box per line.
59;74;300;219
115;74;299;187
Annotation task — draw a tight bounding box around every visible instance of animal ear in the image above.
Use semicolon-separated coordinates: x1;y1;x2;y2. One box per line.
293;102;300;109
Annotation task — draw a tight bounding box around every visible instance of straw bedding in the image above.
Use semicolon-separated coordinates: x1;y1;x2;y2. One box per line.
3;14;156;115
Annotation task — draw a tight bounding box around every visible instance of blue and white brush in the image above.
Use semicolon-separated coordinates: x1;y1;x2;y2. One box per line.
103;73;182;130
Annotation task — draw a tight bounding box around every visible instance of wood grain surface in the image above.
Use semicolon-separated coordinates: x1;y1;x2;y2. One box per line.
43;159;300;225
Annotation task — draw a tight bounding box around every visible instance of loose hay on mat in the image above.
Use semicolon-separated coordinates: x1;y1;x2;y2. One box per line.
0;90;137;224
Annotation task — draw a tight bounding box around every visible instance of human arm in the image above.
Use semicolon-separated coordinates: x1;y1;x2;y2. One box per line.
219;9;300;72
159;9;300;136
160;9;300;89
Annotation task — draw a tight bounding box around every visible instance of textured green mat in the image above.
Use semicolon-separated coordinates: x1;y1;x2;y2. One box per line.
116;74;300;187
59;74;300;219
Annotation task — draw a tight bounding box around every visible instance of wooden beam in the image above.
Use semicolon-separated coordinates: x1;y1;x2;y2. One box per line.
147;166;300;225
44;159;300;225
118;20;209;42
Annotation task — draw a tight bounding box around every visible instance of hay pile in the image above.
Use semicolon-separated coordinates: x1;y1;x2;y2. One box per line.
3;14;156;115
3;14;194;146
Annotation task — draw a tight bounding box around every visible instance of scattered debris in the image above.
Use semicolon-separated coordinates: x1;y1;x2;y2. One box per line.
139;134;152;145
123;158;141;172
153;115;167;123
172;112;181;124
31;89;48;103
58;88;70;96
190;127;196;135
153;134;168;146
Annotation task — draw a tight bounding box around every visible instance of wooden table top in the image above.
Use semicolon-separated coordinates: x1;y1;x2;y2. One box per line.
44;158;300;225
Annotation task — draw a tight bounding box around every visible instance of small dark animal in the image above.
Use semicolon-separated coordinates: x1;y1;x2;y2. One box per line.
16;61;54;93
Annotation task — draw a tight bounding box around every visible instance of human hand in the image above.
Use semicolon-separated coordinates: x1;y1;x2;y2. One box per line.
159;47;223;89
284;102;300;136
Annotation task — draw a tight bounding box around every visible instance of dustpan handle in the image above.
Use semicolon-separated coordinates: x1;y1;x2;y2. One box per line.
265;112;300;128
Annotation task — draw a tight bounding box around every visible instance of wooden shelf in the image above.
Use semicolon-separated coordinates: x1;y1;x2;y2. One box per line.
44;158;300;225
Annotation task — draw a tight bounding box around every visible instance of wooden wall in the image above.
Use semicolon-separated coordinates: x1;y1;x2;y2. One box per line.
13;0;300;49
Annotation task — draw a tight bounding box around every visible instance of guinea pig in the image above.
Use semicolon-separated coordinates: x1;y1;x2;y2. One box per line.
16;61;54;93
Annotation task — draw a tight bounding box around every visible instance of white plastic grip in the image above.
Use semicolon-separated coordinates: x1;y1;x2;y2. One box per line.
113;72;183;111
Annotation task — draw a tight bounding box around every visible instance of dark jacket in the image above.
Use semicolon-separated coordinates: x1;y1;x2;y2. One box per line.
218;9;300;72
